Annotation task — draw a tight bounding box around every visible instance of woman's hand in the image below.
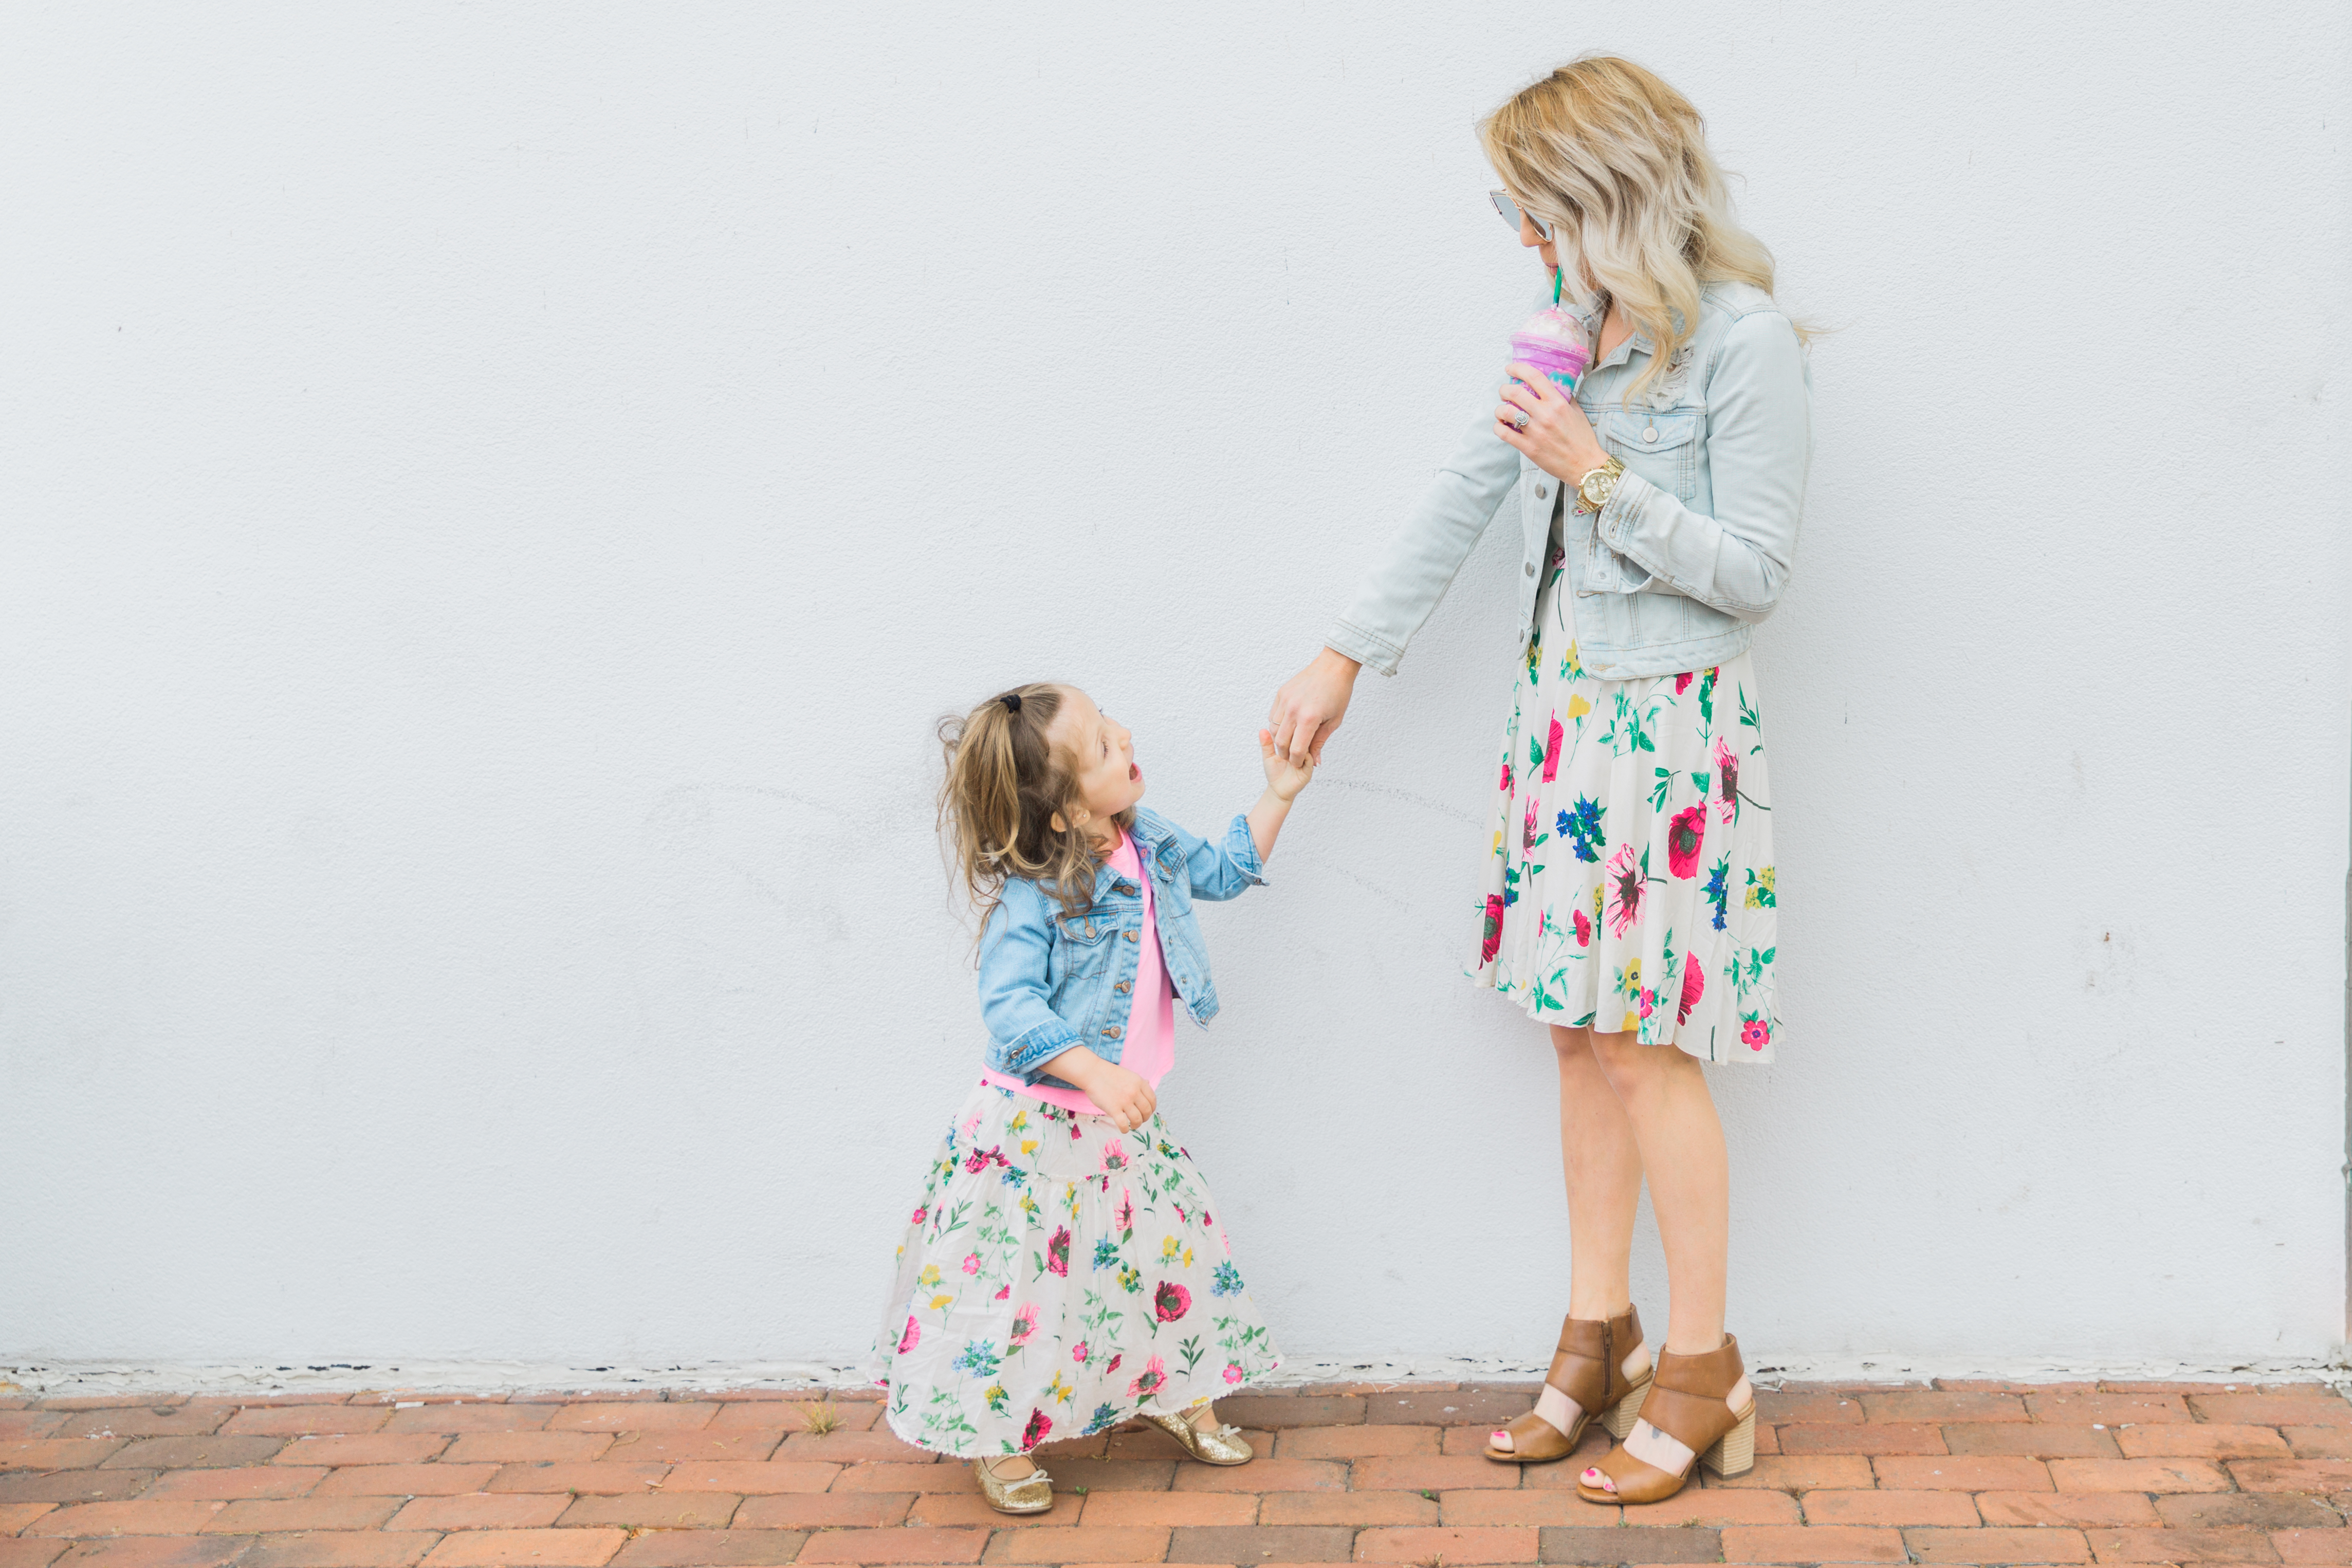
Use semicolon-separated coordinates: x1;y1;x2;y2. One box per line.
1269;647;1361;767
1498;364;1609;484
1258;728;1314;802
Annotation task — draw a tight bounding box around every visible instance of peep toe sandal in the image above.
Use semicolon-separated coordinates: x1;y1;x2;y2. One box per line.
1484;1304;1652;1465
1576;1332;1756;1504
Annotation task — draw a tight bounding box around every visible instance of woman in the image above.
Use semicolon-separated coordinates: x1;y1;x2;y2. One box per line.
1268;56;1810;1506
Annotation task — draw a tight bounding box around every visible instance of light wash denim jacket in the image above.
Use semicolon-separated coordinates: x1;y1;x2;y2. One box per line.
977;806;1265;1091
1328;280;1812;681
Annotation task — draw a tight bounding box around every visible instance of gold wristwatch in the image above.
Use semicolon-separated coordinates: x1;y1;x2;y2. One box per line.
1575;455;1626;514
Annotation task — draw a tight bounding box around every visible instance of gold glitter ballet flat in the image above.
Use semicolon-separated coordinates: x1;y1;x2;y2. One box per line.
971;1455;1054;1514
1140;1405;1254;1465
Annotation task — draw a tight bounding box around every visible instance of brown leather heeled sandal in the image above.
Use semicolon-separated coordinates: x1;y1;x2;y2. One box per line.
1575;1333;1756;1504
1483;1304;1652;1465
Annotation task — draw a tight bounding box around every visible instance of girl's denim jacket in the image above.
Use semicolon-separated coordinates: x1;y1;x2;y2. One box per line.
1327;281;1812;681
977;806;1265;1091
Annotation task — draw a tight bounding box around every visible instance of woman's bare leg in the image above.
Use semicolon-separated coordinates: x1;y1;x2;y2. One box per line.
1579;1032;1745;1488
1491;1024;1650;1451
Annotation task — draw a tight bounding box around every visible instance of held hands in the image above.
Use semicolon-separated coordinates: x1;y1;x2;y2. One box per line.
1498;363;1609;485
1258;728;1315;801
1267;647;1361;767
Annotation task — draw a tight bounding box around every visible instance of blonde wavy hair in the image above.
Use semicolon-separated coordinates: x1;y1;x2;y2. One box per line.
938;682;1134;936
1480;56;1789;397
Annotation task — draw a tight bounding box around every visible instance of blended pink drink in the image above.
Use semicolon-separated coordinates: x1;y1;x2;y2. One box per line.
1508;306;1593;396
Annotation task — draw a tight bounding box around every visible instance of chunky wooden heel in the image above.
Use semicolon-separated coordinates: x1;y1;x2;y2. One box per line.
1484;1305;1650;1465
1699;1403;1757;1478
1601;1382;1647;1442
1575;1333;1753;1505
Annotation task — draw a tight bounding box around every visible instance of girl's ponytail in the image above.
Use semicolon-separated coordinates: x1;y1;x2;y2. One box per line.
937;684;1102;935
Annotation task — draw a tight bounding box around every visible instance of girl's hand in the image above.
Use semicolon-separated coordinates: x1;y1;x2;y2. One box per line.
1080;1061;1157;1134
1259;728;1314;802
1498;364;1609;484
1269;647;1359;766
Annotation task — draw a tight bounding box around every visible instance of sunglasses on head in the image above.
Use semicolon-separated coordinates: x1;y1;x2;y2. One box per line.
1489;189;1554;241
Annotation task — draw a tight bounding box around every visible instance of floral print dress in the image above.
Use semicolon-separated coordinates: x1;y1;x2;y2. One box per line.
1469;519;1780;1062
872;1081;1282;1457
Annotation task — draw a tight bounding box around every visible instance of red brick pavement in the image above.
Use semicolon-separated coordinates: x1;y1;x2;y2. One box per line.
2;1381;2345;1565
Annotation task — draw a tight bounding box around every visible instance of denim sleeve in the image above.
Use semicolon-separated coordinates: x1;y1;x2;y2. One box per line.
1326;390;1525;676
1594;310;1810;621
976;882;1084;1084
1173;813;1268;902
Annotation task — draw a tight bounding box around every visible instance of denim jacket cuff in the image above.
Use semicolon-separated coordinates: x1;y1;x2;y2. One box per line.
1595;470;1653;560
995;1018;1086;1085
1324;620;1402;678
1223;813;1269;887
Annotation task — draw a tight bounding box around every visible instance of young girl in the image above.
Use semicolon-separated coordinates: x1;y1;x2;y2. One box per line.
873;681;1311;1514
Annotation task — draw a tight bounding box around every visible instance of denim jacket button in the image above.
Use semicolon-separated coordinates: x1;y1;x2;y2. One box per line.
1114;981;1132;993
1114;880;1137;895
1102;1025;1122;1039
1524;561;1536;577
1125;930;1140;943
1643;427;1659;442
1535;484;1549;499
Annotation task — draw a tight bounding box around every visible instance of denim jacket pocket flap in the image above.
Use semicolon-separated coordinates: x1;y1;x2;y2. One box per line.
1607;409;1700;454
1056;913;1113;944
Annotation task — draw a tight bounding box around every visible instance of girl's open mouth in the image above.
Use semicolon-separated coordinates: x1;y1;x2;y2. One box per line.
1129;764;1141;781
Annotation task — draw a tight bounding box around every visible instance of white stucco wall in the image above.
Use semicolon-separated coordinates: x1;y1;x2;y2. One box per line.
4;2;2348;1388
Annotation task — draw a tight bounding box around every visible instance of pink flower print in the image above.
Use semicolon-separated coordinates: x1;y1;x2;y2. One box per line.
1713;737;1740;826
1674;671;1694;695
994;1284;1010;1301
1480;895;1505;965
960;1252;980;1276
961;1116;981;1138
1677;960;1704;1024
1603;844;1646;938
1115;1190;1134;1231
896;1316;920;1355
910;1206;927;1226
1741;1017;1771;1051
1127;1354;1168;1399
1223;1363;1244;1385
1046;1226;1071;1277
1500;757;1515;796
1071;1341;1089;1364
1541;714;1564;781
1153;1281;1192;1324
1637;987;1656;1019
1105;1353;1123;1375
1522;796;1541;853
1020;1408;1052;1450
1100;1141;1129;1173
1666;804;1706;880
1008;1303;1040;1346
1572;907;1592;947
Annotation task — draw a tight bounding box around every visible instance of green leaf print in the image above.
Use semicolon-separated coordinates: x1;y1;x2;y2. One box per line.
1179;1335;1205;1377
1738;685;1762;745
1743;865;1777;909
1649;765;1675;813
1529;732;1545;770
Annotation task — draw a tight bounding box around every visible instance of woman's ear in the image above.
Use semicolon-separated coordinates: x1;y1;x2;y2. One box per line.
1050;811;1068;834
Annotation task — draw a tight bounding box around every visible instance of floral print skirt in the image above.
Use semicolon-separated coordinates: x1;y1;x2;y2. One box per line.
872;1080;1283;1458
1469;555;1780;1063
